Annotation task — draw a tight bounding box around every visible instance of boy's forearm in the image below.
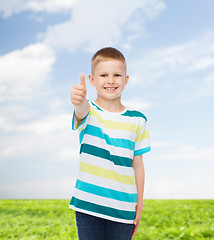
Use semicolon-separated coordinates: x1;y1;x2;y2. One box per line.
133;155;145;205
74;98;90;121
135;165;145;205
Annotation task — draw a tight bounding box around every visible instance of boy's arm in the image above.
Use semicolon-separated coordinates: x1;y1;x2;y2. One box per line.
70;73;90;124
132;154;145;239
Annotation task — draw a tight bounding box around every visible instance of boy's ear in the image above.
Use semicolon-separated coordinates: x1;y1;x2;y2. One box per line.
125;75;129;86
89;74;95;87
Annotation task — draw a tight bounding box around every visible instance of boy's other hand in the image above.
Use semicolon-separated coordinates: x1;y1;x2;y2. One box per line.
131;203;143;239
71;72;87;106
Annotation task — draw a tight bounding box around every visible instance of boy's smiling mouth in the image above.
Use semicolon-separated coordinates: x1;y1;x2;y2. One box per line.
104;87;118;91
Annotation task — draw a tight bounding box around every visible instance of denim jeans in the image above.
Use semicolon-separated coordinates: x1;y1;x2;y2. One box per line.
75;211;134;240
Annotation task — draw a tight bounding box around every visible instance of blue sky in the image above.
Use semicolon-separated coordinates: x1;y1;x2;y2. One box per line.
0;0;213;199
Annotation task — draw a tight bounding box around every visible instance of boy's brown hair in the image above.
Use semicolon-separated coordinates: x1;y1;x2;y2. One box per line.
91;47;127;75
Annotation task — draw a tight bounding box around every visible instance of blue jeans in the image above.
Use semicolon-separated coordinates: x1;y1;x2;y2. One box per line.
75;211;134;240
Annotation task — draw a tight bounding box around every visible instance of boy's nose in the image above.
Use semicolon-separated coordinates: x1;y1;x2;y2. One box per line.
107;76;115;83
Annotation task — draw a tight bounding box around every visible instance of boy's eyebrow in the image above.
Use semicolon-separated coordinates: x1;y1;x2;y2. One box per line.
99;72;123;75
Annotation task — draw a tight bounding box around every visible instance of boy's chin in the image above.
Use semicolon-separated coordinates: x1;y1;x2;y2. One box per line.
96;95;122;102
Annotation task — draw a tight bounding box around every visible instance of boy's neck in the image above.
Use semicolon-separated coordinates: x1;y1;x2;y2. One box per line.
94;97;125;113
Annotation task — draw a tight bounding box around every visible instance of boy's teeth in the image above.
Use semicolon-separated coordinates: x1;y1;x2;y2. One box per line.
105;87;116;90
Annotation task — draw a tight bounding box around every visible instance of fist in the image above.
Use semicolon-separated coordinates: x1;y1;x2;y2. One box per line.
70;73;87;106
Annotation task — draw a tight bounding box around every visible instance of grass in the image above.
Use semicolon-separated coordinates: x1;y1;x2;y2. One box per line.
0;200;213;239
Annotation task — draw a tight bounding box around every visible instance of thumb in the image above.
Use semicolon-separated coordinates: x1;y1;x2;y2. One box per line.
80;72;86;86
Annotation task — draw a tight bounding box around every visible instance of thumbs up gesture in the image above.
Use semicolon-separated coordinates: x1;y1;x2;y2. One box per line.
71;73;90;122
70;73;87;106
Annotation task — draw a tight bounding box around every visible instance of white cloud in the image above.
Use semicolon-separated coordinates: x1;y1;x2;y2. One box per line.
145;177;214;199
123;98;155;110
0;43;55;101
0;0;77;18
128;31;214;104
130;31;214;86
43;0;165;52
0;42;59;165
0;113;77;160
151;141;179;148
0;41;78;165
0;178;77;199
26;0;77;13
145;142;214;199
58;147;79;163
197;73;214;98
152;144;214;162
18;114;70;135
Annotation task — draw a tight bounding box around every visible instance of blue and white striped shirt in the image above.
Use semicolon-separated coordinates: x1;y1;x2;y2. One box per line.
69;100;151;223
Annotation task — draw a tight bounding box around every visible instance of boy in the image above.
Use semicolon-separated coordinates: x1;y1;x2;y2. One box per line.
70;47;151;240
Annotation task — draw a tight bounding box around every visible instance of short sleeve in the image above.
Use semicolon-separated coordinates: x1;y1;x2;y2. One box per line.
72;106;91;131
134;120;151;156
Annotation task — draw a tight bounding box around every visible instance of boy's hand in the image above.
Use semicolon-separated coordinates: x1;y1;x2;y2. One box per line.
70;73;87;106
131;203;143;239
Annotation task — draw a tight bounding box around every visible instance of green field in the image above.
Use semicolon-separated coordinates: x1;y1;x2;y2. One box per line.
0;200;213;239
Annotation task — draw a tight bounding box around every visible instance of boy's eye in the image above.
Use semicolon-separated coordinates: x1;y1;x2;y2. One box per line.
101;74;107;77
115;74;121;77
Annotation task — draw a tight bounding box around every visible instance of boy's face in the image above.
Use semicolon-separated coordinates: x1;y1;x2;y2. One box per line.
89;59;129;103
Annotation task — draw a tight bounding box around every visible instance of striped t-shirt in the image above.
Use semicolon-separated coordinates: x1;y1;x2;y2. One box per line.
69;100;151;224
